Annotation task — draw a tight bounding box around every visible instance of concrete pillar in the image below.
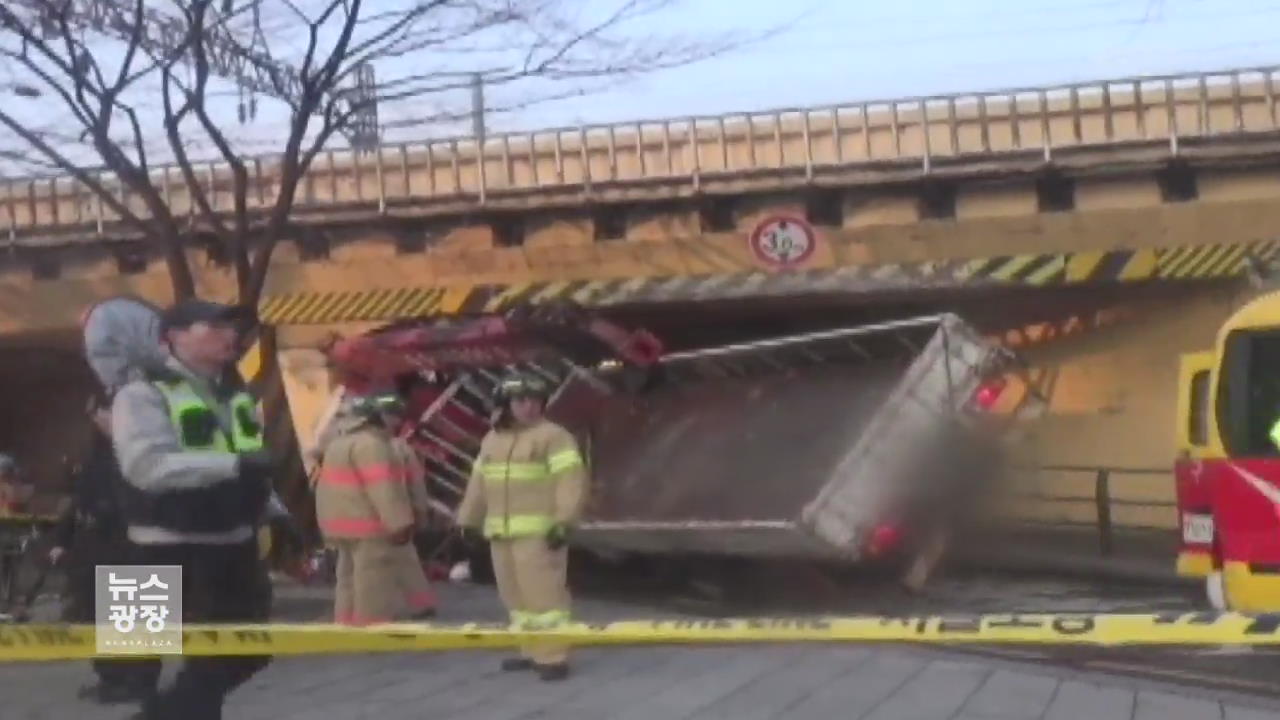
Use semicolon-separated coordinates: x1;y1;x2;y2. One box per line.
276;346;339;473
956;184;1038;220
440;223;495;250
627;204;699;242
330;230;399;262
1198;168;1280;202
524;214;592;248
1075;176;1162;211
844;193;918;228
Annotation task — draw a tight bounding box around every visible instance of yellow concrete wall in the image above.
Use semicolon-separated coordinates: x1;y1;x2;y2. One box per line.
276;347;339;474
995;286;1247;530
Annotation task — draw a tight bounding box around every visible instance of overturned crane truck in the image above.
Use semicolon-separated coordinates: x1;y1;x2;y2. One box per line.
299;305;1029;586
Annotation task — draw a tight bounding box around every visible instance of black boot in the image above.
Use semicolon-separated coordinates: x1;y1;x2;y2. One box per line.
500;657;534;672
128;693;161;720
129;687;219;720
536;663;570;682
78;682;150;705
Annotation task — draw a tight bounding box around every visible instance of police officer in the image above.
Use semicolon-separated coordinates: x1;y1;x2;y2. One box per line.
50;392;161;704
111;299;273;720
456;372;588;681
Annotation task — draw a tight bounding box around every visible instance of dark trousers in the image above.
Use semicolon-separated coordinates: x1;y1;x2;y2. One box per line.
63;527;162;692
135;539;272;720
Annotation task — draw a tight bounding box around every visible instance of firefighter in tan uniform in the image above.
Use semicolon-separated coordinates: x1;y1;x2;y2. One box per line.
315;392;434;624
456;372;587;682
384;403;438;616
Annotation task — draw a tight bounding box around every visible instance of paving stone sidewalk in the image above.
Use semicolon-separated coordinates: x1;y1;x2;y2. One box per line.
3;582;1279;720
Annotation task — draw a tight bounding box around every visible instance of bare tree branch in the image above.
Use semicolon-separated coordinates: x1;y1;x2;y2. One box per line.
0;108;144;226
244;0;364;303
162;65;229;241
0;0;760;308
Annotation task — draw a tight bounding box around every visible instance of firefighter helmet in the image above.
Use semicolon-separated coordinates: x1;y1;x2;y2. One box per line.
493;372;550;403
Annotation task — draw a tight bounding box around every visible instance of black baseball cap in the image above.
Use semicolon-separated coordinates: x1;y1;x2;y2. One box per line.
159;299;255;334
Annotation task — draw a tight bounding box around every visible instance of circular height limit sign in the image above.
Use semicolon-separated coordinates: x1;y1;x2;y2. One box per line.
748;215;817;268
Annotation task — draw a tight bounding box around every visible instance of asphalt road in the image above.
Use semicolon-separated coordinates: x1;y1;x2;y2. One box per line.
5;581;1280;720
567;557;1279;700
9;548;1277;704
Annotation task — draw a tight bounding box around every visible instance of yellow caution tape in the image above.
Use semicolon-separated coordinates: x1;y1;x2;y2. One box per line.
3;612;1280;662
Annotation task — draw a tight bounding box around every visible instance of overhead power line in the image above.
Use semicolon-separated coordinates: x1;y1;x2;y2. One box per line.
6;0;380;150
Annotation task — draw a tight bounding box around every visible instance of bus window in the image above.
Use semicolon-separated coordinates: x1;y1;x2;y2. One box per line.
1218;328;1280;457
1188;369;1209;446
1177;351;1214;456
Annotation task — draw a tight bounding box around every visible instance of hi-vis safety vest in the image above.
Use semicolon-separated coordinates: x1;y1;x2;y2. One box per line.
153;379;272;557
154;380;264;453
1271;417;1280;452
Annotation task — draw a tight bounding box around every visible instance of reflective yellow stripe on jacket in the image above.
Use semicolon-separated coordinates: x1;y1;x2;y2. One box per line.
547;449;583;474
484;513;556;539
479;462;548;483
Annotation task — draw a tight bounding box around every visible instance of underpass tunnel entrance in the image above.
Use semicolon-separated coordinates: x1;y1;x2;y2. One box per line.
0;332;97;515
599;281;1221;354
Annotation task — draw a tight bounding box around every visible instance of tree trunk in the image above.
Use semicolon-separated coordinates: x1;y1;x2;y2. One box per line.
163;242;197;300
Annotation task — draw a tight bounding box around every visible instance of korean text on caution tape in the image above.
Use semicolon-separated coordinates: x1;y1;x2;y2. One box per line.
2;612;1280;662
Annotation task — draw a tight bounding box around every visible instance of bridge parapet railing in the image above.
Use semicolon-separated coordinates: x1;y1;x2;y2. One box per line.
4;65;1280;241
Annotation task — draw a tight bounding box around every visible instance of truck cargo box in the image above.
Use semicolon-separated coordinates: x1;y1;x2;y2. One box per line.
568;314;1009;562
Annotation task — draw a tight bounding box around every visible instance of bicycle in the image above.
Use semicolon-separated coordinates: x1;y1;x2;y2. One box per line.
0;514;56;623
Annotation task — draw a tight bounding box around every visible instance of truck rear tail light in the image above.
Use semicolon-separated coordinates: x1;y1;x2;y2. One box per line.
865;523;903;558
972;378;1007;411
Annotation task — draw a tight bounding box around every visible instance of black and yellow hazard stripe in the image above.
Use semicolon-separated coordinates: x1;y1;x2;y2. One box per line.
1063;239;1280;284
1156;239;1280;279
256;239;1280;326
258;286;500;325
1064;248;1158;283
958;254;1068;286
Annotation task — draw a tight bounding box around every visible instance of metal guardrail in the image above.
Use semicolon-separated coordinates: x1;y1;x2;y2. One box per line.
1002;464;1174;556
4;64;1280;240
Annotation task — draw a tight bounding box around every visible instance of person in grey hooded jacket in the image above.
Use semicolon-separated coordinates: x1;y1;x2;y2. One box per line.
111;299;274;720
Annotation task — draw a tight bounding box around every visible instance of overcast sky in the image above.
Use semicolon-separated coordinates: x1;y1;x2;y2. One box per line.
481;0;1279;132
3;0;1279;169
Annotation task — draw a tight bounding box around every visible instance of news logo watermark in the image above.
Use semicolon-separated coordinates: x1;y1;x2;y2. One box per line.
94;565;182;655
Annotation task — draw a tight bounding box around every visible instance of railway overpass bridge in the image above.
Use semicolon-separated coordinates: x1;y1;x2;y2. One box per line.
5;64;1280;536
